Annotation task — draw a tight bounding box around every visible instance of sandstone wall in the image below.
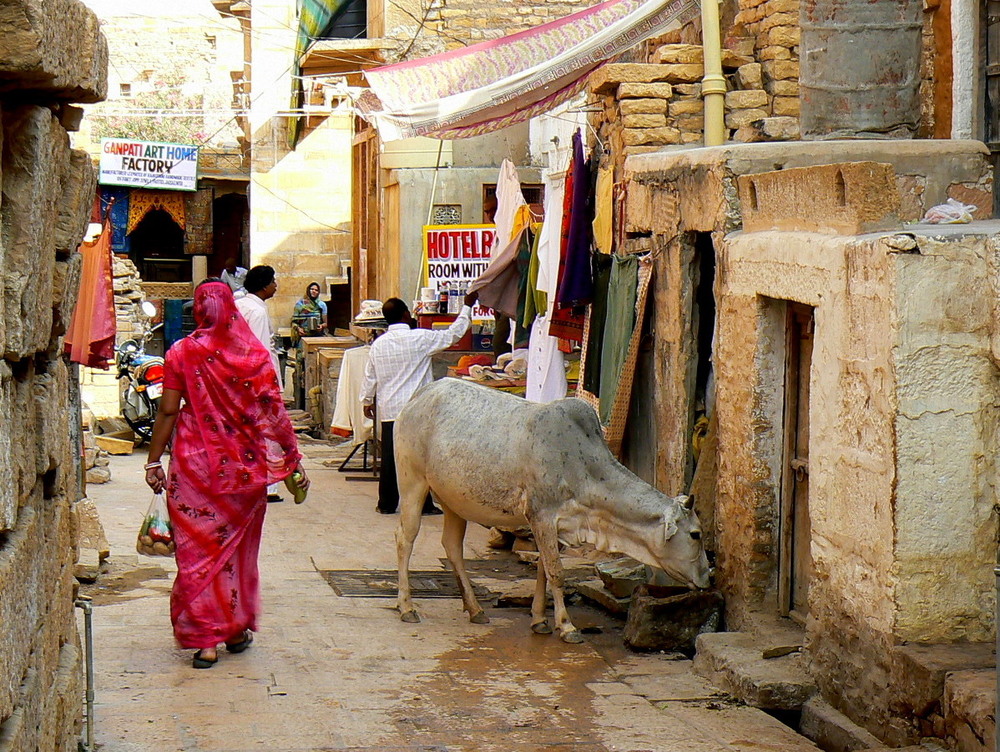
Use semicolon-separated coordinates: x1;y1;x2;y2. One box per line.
384;0;604;60
624;141;996;744
718;230;901;738
0;1;107;750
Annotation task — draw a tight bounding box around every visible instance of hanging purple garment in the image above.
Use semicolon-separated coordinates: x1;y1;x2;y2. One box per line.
555;130;594;307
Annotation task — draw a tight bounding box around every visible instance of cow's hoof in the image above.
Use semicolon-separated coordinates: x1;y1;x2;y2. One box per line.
531;620;553;635
400;610;421;624
469;611;489;625
560;629;585;644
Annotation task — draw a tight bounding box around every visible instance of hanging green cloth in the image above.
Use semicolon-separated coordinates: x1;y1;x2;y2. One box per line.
291;0;351;145
583;253;613;396
522;227;545;329
598;254;638;425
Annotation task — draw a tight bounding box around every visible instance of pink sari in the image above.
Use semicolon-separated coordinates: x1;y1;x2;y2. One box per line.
162;282;301;648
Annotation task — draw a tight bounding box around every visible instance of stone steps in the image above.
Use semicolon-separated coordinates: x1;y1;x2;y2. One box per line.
693;631;816;711
943;668;994;752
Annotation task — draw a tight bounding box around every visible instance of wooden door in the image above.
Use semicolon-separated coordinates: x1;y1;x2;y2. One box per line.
985;1;1000;214
779;303;814;622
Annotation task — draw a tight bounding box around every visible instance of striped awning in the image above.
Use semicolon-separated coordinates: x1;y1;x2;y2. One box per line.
357;0;700;141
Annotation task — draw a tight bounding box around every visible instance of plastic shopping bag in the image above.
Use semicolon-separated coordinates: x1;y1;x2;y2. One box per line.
136;492;175;557
922;198;977;224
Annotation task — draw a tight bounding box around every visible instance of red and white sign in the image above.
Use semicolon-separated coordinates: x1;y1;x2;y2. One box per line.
423;224;496;319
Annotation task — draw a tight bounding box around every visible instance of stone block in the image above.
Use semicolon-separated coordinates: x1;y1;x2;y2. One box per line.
759;11;799;31
681;131;703;144
624;585;724;652
948;183;993;220
725;89;769;109
722;49;755;69
51;253;81;339
655;43;703;64
622;126;682;146
765;0;799;12
766;78;800;97
772;95;800;117
738;161;902;234
733;116;800;143
655;63;704;83
725;108;770;129
620;98;666;115
589;63;693;94
85;466;110;484
0;502;42;720
943;669;994;752
693;631;817;710
762;59;800;80
617;82;673;99
622;113;667;129
891;643;994;719
737;63;763;90
757;45;792;61
668;98;704;116
799;696;884;752
0;0;108;102
576;579;631;615
36;359;68;479
595;556;647;598
54;149;96;255
673;83;702;97
767;25;801;47
2;105;68;359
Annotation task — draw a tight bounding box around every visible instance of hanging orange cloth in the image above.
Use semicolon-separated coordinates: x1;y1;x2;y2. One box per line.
65;222;117;369
127;189;186;234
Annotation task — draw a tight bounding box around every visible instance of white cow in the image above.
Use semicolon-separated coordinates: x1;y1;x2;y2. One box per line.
393;378;712;644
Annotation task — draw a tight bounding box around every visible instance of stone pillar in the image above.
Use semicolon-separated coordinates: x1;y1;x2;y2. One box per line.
192;255;208;283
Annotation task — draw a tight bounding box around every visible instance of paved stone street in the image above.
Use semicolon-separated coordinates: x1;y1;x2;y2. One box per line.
81;451;820;752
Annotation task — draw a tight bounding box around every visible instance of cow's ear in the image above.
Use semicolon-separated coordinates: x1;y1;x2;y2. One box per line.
681;494;695;511
663;514;678;540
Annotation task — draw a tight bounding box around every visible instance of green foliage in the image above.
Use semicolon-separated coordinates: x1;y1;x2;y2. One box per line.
91;75;209;145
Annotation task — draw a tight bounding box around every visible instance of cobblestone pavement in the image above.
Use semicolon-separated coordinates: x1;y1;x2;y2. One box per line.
81;451;820;752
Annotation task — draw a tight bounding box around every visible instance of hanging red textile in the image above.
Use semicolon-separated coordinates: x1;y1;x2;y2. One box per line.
65;222;116;369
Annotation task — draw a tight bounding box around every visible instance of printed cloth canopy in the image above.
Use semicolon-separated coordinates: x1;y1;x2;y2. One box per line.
358;0;700;141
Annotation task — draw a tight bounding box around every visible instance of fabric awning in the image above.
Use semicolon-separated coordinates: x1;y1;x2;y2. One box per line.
357;0;700;141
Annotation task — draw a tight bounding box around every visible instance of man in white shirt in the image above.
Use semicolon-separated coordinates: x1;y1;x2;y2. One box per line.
361;291;478;514
235;265;285;502
221;258;248;296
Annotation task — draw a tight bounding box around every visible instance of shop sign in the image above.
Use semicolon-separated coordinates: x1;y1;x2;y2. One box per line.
99;138;199;191
423;224;496;319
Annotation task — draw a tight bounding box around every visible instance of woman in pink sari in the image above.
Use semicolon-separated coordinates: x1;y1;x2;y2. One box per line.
144;280;309;669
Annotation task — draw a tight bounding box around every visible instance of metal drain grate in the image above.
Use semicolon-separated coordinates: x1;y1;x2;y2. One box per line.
317;569;496;599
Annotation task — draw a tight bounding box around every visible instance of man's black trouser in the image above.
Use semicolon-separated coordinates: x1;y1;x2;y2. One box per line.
378;421;436;514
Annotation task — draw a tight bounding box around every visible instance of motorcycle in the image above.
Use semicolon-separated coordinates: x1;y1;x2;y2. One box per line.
116;302;164;444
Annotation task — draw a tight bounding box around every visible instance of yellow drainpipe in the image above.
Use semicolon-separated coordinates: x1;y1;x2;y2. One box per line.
701;0;727;146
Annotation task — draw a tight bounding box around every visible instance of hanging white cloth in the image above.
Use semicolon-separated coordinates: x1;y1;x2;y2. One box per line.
535;178;564;299
330;345;374;445
493;159;526;257
526;315;567;403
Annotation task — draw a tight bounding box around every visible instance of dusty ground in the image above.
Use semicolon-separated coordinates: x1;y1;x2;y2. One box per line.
79;450;820;752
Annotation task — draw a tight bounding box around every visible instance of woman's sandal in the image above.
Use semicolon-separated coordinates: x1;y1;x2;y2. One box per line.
192;650;218;669
225;630;254;654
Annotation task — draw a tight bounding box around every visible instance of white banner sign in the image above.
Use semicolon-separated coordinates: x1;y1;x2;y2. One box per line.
99;138;199;192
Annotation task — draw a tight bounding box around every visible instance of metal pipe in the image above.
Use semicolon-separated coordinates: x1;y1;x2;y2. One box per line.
75;597;95;752
701;0;727;147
